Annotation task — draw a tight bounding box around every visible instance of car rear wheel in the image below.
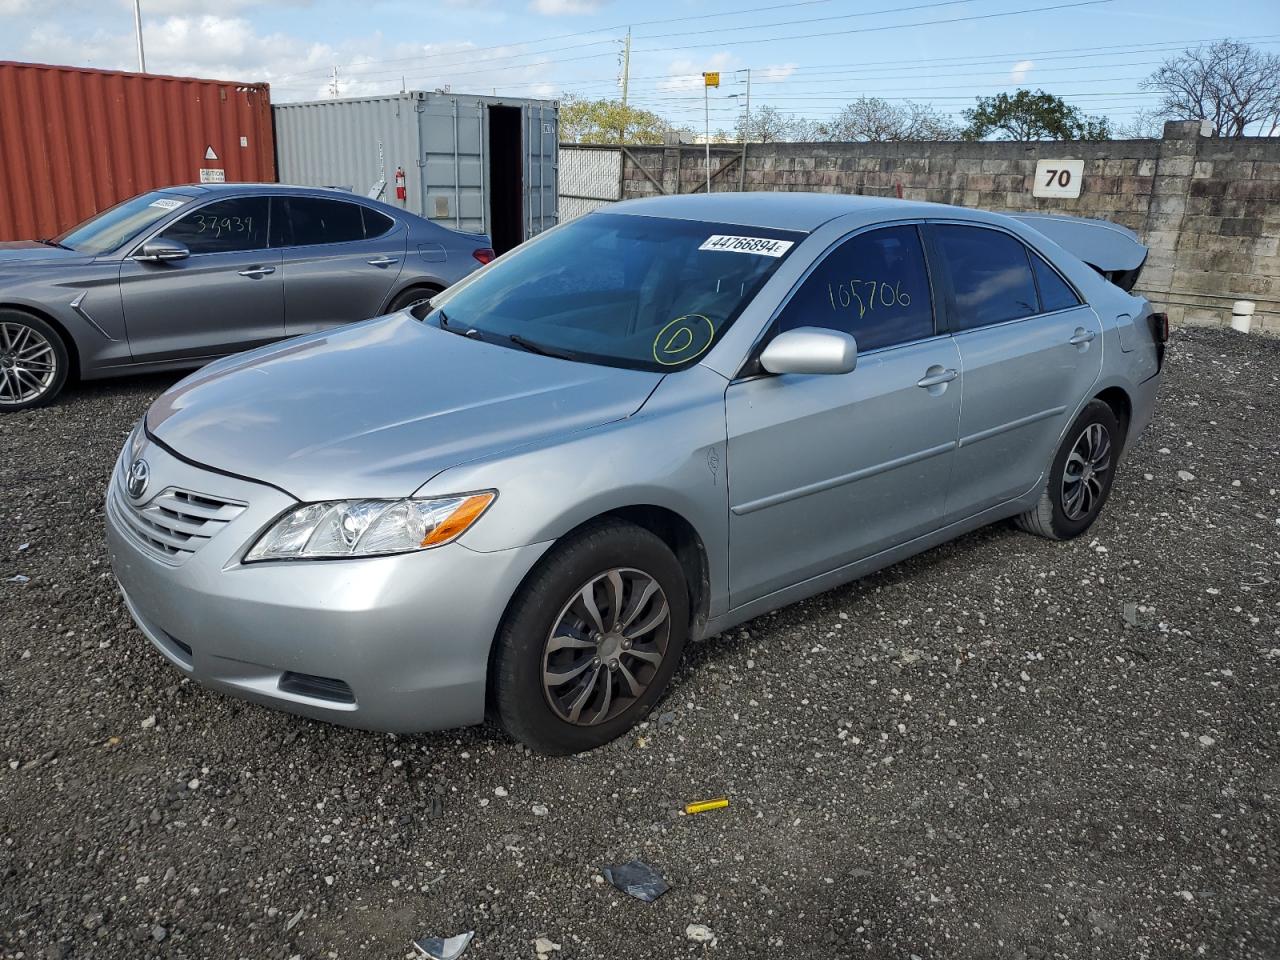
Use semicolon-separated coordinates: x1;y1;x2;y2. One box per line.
1015;399;1121;540
491;519;689;755
387;286;441;314
0;311;68;412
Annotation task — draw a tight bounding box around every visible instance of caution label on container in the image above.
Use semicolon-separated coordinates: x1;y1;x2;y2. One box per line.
199;168;226;183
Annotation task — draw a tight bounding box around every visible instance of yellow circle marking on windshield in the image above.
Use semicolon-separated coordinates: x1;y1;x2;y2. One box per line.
653;314;715;366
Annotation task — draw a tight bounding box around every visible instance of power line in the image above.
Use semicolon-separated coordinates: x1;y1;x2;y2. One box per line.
629;0;1114;53
275;0;1112;89
273;0;845;83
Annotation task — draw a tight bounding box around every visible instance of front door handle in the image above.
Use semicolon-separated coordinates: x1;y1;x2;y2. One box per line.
1069;328;1096;346
916;367;958;388
237;266;275;278
367;256;400;267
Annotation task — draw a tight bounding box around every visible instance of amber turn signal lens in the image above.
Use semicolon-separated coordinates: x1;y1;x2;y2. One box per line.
421;492;495;547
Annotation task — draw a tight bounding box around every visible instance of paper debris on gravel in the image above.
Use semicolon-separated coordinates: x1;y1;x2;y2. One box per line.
603;860;670;902
413;930;474;959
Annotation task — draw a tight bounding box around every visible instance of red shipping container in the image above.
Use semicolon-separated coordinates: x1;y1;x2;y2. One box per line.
0;61;276;241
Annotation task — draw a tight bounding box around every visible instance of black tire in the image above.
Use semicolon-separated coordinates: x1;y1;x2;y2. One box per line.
491;519;690;755
0;310;69;412
1015;399;1122;540
386;286;440;314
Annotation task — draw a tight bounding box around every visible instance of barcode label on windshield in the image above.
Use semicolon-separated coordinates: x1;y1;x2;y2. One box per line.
699;235;794;257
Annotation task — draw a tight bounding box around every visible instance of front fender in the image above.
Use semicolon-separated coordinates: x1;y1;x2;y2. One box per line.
418;366;732;619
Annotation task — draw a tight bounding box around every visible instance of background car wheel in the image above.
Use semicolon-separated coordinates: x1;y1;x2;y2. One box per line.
0;311;68;412
1015;399;1122;540
491;519;689;755
387;286;441;314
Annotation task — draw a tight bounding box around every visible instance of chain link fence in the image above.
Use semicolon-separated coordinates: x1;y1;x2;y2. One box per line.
559;145;623;221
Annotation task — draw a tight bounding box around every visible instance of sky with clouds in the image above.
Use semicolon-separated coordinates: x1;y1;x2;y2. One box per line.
1;0;1277;132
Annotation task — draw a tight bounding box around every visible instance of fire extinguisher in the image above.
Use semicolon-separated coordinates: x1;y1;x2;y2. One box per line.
394;166;406;203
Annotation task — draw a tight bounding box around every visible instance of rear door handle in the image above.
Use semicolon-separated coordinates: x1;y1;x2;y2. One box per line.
237;266;275;278
367;256;400;267
1069;329;1096;345
916;367;958;388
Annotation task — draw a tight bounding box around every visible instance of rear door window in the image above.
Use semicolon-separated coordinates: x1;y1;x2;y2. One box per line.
158;197;269;255
1029;251;1082;312
931;224;1039;331
775;224;935;352
279;197;368;246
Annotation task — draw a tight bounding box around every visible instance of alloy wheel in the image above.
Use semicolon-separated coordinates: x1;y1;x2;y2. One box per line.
0;322;58;406
541;567;671;727
1061;422;1112;521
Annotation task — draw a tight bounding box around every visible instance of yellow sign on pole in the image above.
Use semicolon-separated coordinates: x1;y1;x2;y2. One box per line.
703;71;720;88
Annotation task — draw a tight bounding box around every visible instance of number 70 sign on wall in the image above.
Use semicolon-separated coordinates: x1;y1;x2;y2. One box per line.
1032;159;1085;199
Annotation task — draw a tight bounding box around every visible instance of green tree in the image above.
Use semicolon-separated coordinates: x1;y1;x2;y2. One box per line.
961;89;1111;141
560;95;671;144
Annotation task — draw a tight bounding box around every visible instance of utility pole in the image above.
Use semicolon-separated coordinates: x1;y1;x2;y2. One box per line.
132;0;146;73
702;71;719;193
620;28;632;106
329;66;340;99
739;68;751;191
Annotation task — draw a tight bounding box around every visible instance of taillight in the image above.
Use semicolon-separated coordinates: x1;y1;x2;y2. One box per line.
1149;312;1169;343
472;248;495;265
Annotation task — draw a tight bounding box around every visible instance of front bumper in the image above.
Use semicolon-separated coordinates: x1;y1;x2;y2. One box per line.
105;436;550;733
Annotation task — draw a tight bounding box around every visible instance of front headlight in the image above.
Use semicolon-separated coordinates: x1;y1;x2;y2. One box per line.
243;492;495;562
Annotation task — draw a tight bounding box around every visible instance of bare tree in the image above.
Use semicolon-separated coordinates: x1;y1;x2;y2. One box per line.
1143;40;1280;137
736;104;800;143
820;97;958;142
1114;108;1165;139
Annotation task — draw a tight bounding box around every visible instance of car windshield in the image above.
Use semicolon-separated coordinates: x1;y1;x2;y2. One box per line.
427;212;803;372
55;192;193;254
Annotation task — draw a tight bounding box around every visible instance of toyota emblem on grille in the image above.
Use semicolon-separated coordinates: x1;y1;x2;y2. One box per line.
126;458;150;500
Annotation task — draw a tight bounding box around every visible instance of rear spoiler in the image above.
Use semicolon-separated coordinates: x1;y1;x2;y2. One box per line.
1010;213;1148;292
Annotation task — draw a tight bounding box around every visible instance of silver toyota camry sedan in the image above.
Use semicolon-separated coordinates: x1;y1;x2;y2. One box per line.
106;193;1165;755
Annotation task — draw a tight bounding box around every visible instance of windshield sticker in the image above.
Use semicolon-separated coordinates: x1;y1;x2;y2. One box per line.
149;198;186;210
699;235;793;257
653;314;715;366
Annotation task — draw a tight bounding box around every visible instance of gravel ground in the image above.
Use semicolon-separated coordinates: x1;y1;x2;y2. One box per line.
2;326;1278;960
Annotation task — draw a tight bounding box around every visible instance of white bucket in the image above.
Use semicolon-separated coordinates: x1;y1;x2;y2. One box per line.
1231;300;1255;334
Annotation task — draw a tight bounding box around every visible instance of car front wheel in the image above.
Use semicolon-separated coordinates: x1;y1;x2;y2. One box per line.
491;520;689;755
0;311;68;412
1016;399;1122;540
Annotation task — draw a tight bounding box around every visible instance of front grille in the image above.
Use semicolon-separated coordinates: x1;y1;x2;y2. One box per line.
110;461;246;562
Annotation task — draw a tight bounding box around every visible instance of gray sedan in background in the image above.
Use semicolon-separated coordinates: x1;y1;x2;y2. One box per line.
107;193;1165;755
0;183;493;409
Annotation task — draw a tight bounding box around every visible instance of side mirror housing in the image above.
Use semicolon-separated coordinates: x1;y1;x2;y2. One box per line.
134;238;190;263
759;327;858;376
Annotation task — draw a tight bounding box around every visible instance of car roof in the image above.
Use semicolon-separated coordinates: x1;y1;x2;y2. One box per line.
155;182;382;201
609;192;1012;233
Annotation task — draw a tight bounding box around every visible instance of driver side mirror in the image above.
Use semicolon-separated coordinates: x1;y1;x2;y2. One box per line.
759;327;858;376
134;238;190;263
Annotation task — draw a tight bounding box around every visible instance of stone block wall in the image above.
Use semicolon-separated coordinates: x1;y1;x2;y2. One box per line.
608;122;1280;332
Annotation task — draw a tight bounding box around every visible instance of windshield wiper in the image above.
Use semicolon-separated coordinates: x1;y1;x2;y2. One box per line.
37;238;72;250
506;333;578;361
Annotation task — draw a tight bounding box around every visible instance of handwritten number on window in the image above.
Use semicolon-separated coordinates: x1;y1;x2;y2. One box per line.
188;214;253;240
827;280;910;318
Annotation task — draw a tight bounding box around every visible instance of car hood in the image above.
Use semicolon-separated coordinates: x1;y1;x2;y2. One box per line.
146;313;664;501
0;242;93;265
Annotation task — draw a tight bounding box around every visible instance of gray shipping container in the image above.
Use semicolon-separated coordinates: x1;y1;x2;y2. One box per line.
273;92;558;253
